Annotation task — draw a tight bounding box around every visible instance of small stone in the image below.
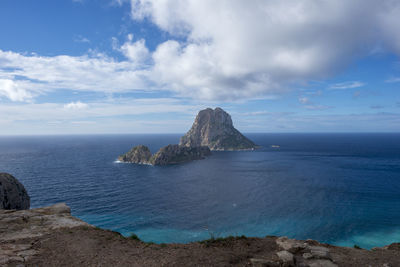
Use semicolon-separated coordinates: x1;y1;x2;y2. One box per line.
250;258;280;267
2;256;24;264
383;243;400;251
276;250;294;266
305;239;320;246
17;249;37;258
276;236;307;253
309;247;331;260
307;259;338;267
47;203;71;214
308;246;329;251
303;253;313;259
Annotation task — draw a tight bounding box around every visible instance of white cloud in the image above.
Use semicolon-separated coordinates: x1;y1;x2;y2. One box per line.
0;49;151;99
329;81;365;90
240;110;270;116
129;0;400;100
385;77;400;83
1;1;400;103
64;101;89;110
0;97;207;134
74;35;90;43
370;105;384;109
298;95;331;110
303;104;332;110
0;98;201;122
0;79;33;101
119;35;150;65
298;97;310;104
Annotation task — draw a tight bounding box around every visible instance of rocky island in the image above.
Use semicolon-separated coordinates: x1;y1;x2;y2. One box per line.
149;144;211;165
118;144;211;165
180;107;257;151
118;145;152;164
119;107;256;165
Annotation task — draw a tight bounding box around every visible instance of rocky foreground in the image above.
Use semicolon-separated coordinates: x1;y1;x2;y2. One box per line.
1;204;399;267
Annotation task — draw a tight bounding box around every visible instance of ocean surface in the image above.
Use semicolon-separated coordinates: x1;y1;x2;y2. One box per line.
0;133;399;249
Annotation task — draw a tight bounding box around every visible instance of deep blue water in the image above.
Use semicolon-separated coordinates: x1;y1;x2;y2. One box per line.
0;133;399;249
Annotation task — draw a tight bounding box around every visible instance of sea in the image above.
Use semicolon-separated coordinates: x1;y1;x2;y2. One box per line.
0;133;399;249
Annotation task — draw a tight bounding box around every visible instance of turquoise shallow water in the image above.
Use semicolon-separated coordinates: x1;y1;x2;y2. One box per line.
0;133;399;249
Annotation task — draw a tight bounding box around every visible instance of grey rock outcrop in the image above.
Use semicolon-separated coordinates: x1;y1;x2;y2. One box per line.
179;107;257;150
150;144;211;165
118;144;211;165
0;203;91;265
118;145;152;164
0;173;30;210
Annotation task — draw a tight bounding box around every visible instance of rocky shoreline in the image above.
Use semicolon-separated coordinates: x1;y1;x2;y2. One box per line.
1;203;399;266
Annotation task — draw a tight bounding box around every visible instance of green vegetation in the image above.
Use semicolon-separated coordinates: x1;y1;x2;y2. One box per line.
144;241;155;247
354;244;361;249
129;233;141;241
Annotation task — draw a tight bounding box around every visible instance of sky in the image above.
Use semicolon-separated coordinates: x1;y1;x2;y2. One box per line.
0;0;399;135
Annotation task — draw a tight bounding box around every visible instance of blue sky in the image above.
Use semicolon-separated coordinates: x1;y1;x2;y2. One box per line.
0;0;399;134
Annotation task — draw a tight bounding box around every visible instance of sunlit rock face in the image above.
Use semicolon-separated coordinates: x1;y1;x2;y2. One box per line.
180;107;257;151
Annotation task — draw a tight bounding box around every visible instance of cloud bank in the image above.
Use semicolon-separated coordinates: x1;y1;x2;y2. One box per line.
129;0;400;99
1;0;400;103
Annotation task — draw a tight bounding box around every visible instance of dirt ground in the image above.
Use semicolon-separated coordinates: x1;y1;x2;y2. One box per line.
5;226;396;267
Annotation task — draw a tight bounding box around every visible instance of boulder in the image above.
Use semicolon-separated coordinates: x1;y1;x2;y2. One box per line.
308;246;331;260
276;250;294;266
307;259;338;267
276;236;307;253
0;173;30;210
179;107;257;150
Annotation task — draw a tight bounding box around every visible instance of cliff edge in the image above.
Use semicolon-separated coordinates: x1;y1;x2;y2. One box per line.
1;204;399;266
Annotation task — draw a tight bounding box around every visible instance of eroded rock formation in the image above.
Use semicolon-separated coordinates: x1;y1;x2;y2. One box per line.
0;173;30;210
150;144;211;165
180;107;256;150
118;145;211;165
118;145;152;164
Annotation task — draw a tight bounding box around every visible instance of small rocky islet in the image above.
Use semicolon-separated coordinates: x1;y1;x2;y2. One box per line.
118;107;257;165
118;144;211;166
